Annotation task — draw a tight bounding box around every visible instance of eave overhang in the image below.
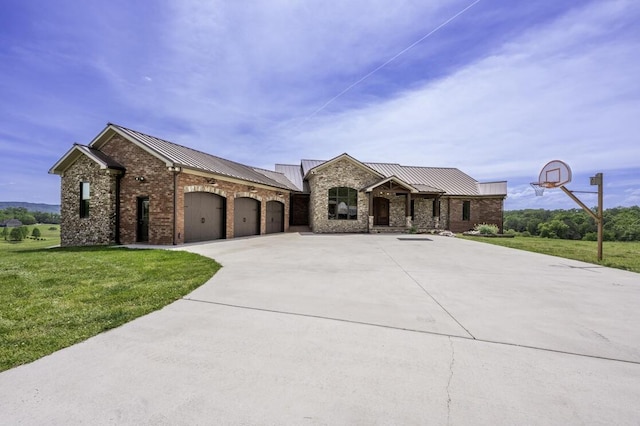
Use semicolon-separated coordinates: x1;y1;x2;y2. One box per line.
49;144;125;175
363;176;420;193
304;153;385;180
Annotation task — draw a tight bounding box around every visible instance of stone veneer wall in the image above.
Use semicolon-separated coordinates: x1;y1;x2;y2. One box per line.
388;195;407;227
413;198;446;231
308;159;379;233
60;156;117;246
448;197;504;233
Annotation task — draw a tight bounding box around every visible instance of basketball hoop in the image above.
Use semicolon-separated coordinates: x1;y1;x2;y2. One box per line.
530;182;545;196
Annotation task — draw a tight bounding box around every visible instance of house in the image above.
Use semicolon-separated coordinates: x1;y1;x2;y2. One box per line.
50;123;507;246
0;218;23;228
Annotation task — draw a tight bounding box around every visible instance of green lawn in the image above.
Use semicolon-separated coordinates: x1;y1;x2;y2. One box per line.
0;225;220;372
461;235;640;273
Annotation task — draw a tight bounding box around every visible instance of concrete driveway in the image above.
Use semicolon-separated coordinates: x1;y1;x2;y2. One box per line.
1;233;639;424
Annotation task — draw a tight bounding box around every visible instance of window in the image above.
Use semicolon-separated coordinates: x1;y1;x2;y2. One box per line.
328;187;357;220
410;199;415;220
462;200;471;221
432;199;440;217
80;182;90;218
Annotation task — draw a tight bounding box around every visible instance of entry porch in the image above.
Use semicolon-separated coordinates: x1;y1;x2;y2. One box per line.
365;177;443;233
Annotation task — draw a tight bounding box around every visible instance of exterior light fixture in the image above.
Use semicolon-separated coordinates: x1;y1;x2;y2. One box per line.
207;178;219;187
135;176;145;182
248;185;258;193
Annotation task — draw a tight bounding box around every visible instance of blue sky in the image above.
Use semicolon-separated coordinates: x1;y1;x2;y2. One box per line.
1;0;638;210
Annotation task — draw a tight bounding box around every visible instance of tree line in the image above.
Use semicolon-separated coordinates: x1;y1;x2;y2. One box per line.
504;206;640;241
0;207;61;225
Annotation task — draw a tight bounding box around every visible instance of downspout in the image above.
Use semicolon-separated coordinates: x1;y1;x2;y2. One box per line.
172;169;179;245
115;174;121;245
447;197;451;231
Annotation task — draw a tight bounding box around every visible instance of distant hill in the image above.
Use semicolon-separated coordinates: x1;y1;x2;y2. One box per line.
0;202;60;214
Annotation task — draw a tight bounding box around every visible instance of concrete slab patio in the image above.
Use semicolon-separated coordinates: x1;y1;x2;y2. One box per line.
1;233;639;424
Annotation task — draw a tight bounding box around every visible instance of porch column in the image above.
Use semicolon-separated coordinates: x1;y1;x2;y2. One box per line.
406;193;412;228
368;191;374;233
405;193;411;216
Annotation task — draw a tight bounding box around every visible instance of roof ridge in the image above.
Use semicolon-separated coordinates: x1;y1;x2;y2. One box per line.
109;122;267;170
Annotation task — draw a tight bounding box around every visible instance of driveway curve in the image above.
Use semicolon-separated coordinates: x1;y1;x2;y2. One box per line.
1;233;639;425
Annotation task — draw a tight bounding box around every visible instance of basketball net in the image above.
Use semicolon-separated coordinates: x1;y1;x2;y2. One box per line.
530;182;545;196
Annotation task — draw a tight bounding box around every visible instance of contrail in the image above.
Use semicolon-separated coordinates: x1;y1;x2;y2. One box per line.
298;0;482;126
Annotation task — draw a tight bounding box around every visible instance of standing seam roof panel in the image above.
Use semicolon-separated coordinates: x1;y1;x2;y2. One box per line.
110;125;293;190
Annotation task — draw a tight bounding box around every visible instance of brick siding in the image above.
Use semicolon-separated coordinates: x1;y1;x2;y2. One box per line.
448;198;504;233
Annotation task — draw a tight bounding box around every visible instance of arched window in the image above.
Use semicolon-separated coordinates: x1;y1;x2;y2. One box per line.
328;187;357;220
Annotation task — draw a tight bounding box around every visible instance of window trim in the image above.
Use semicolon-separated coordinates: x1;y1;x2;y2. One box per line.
462;200;471;221
328;187;358;220
80;182;90;218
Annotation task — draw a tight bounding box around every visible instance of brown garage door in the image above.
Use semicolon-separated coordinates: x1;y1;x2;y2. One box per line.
234;197;260;238
266;201;284;234
184;192;226;242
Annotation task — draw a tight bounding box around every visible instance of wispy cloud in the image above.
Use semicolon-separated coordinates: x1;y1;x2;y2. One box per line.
1;0;638;206
274;0;640;180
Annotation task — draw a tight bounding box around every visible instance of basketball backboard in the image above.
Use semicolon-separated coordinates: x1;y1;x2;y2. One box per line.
537;160;572;188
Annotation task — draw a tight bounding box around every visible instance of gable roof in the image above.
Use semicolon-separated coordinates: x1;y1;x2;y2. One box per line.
279;158;507;196
363;176;421;193
304;153;385;179
85;123;297;191
49;144;125;175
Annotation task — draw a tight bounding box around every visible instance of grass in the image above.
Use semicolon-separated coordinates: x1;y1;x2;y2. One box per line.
461;235;640;273
0;225;221;372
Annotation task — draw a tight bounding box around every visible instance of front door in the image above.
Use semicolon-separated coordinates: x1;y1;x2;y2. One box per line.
137;197;149;242
373;197;389;226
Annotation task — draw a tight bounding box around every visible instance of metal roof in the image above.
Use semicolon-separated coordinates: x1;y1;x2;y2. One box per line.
301;159;325;176
252;167;300;191
275;164;304;191
100;124;293;191
289;159;506;196
49;143;125;175
365;163;483;195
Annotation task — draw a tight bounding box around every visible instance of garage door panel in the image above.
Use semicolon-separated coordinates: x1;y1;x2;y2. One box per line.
266;201;284;234
234;197;260;238
185;192;225;242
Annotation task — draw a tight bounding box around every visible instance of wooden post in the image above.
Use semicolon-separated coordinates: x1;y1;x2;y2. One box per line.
560;172;604;261
596;173;603;261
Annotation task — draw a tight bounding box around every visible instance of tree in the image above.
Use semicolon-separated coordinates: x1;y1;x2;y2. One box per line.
32;228;41;238
1;227;7;240
9;227;24;241
537;219;569;239
18;226;29;240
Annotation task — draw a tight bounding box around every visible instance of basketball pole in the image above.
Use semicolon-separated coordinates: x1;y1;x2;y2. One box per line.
559;172;603;261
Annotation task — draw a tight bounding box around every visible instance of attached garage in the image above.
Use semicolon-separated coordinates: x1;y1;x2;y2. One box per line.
234;197;260;238
266;200;284;234
184;192;226;243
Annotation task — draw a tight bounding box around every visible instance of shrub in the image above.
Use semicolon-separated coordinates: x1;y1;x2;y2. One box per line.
520;230;532;237
48;226;57;231
474;223;499;235
32;228;41;238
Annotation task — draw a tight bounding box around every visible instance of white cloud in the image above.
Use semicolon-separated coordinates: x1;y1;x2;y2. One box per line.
274;0;640;182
